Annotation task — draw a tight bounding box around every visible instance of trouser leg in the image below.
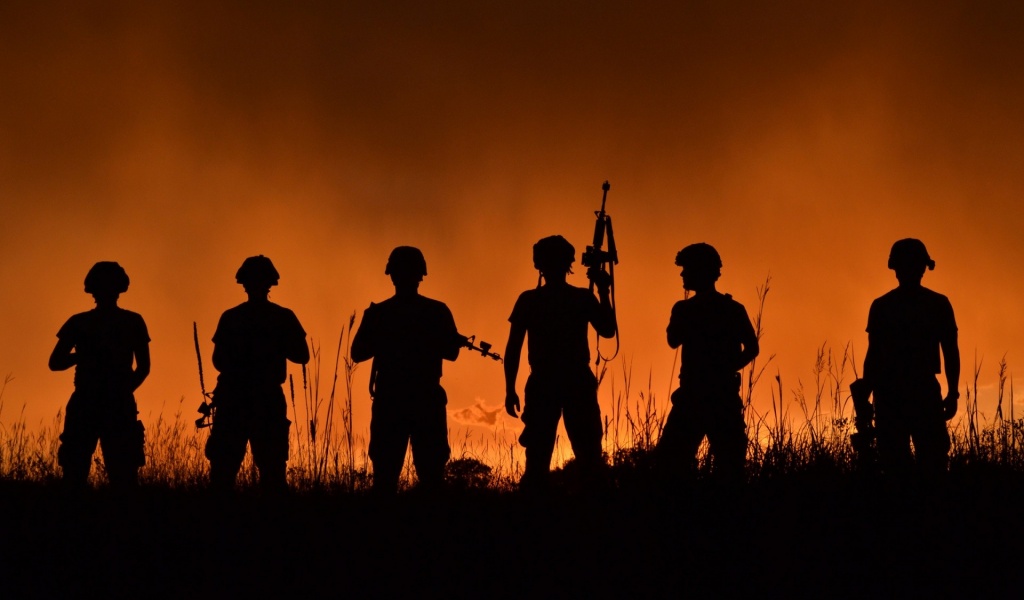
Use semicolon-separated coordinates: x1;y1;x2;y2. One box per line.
58;395;100;487
58;429;99;487
561;379;605;487
369;402;409;494
656;389;707;479
706;402;748;481
875;379;950;476
875;422;914;475
100;419;145;487
519;385;562;489
409;401;450;489
875;390;918;476
251;402;291;492
910;412;951;475
206;414;249;492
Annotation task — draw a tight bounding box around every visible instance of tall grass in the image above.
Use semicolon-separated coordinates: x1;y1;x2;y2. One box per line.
2;288;1021;489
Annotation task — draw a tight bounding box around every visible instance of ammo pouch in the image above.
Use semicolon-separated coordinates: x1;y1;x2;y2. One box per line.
133;419;146;467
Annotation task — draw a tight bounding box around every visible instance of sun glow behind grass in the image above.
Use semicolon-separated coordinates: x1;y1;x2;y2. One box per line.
1;344;1019;490
2;280;1020;489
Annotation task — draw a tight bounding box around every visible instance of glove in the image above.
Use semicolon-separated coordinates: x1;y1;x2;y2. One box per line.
587;268;612;293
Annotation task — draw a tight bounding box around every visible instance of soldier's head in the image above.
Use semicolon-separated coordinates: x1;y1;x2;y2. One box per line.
888;238;933;284
533;235;575;277
675;243;722;292
386;246;427;289
84;261;130;301
236;255;280;296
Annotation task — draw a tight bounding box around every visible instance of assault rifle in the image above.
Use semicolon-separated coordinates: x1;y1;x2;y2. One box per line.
582;181;620;365
849;378;876;466
460;334;503;363
582;181;618;290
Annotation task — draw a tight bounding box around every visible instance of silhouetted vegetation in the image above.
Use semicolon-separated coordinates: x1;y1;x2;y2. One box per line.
3;284;1023;595
3;348;1024;596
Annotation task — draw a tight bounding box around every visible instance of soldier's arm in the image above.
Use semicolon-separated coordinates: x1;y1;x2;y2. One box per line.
350;304;376;363
862;334;877;388
132;340;151;391
667;303;683;349
211;314;230;373
287;335;310;365
736;308;760;371
212;343;226;373
504;322;526;417
442;308;461;362
48;337;76;371
286;313;310;365
941;331;961;399
591;281;616;339
861;300;883;389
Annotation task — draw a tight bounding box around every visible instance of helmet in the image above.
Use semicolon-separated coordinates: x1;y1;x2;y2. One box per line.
675;243;722;272
385;246;427;277
888;238;934;271
235;255;280;287
84;262;130;295
532;235;575;272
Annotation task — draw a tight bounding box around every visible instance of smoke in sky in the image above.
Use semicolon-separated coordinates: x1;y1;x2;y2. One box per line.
450;402;505;428
2;1;1024;433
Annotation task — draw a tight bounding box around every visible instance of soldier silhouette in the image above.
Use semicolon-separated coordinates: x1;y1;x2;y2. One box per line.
205;255;309;491
504;235;615;490
351;247;462;494
49;262;150;488
656;243;758;482
858;238;960;474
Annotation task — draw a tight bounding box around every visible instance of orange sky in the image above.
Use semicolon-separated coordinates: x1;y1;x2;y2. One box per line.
2;2;1023;451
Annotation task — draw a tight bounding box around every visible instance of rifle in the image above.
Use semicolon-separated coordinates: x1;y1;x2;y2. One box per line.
460;334;503;363
581;181;618;290
193;322;215;429
581;181;619;365
849;378;875;465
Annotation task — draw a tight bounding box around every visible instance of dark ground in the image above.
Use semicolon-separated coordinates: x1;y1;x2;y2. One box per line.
3;469;1024;598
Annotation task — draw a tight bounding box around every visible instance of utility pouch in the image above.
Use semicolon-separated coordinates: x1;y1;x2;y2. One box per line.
133;420;147;467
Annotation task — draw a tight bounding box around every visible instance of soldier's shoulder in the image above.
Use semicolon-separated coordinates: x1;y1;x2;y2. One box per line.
717;291;745;308
218;302;248;320
571;284;596;298
58;310;92;333
920;286;951;303
116;306;146;319
67;309;93;323
410;294;451;314
920;287;956;318
671;297;691;311
514;287;541;305
267;301;299;316
418;294;449;308
871;288;901;307
117;307;149;328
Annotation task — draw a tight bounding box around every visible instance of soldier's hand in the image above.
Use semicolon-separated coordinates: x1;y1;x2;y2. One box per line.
587;267;612;294
943;391;960;421
505;391;521;418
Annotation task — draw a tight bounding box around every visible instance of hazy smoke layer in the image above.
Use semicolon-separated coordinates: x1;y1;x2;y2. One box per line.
2;1;1022;434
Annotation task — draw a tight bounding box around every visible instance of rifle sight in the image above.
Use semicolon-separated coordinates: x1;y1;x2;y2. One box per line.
461;334;503;363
